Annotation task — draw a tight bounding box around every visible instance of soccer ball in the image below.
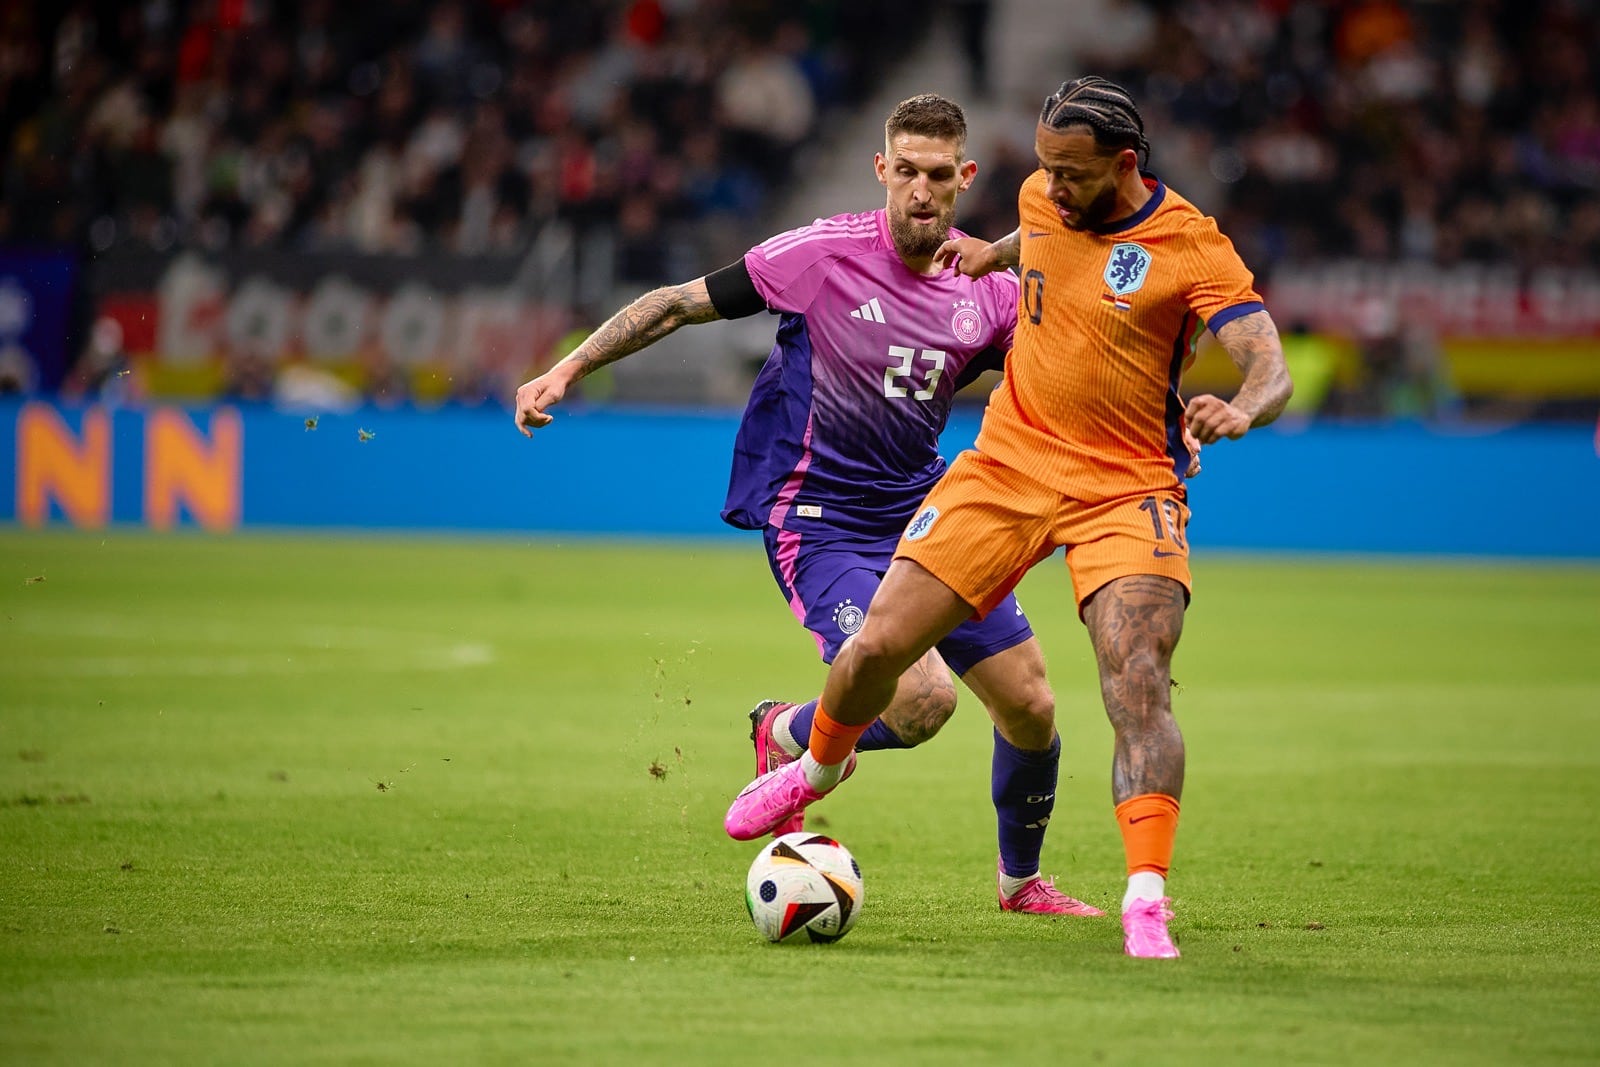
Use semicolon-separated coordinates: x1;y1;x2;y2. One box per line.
744;832;865;943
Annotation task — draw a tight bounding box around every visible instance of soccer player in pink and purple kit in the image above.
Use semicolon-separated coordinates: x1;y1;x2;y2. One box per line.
515;94;1099;917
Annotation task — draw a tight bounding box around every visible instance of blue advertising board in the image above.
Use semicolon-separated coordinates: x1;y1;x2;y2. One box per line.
2;399;1597;559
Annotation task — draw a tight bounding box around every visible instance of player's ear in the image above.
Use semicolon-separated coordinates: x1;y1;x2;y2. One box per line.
958;159;978;191
1117;148;1138;176
874;152;889;187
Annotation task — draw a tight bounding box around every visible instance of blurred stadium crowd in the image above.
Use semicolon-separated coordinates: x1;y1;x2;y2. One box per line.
949;0;1600;422
0;0;915;265
0;0;1595;420
959;0;1600;275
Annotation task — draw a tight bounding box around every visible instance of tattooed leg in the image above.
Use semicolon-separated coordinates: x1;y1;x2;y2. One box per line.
1082;575;1188;804
877;650;959;746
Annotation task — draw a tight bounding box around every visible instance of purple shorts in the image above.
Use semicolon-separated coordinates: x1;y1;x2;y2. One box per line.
762;525;1034;676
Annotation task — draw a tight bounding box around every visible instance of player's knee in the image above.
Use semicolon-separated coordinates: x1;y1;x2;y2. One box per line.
1016;684;1056;732
891;682;957;747
992;683;1056;748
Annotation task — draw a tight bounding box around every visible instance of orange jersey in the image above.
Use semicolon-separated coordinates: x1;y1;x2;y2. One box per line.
976;172;1264;500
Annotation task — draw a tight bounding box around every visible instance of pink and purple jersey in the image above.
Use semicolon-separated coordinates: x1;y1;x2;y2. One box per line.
721;209;1020;539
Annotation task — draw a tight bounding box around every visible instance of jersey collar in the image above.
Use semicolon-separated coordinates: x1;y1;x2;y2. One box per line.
1092;175;1166;236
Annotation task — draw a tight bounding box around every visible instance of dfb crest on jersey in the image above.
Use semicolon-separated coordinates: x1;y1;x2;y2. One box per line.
1104;243;1152;295
950;299;983;345
832;598;864;635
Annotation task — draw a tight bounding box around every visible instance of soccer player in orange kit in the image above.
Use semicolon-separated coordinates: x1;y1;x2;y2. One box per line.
725;76;1293;958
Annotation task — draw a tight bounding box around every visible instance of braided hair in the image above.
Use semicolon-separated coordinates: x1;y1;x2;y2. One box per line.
1039;76;1149;164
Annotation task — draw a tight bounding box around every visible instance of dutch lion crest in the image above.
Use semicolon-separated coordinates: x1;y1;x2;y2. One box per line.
1103;243;1152;295
905;505;939;542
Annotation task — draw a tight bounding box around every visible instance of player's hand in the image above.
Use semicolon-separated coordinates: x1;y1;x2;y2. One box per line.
514;372;568;436
933;236;999;278
1184;394;1252;445
1182;423;1203;477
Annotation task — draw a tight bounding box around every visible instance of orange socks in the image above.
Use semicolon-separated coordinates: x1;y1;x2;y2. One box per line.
1114;793;1181;876
809;704;869;766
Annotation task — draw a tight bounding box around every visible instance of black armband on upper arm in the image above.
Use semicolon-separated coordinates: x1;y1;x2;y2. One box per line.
705;258;767;320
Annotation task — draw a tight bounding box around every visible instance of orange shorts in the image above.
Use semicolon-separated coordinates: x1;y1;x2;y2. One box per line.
895;450;1192;616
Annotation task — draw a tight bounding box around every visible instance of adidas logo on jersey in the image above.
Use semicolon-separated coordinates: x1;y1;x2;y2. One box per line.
849;297;886;323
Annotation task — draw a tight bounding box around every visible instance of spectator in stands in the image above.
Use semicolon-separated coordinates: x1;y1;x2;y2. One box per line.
715;23;817;187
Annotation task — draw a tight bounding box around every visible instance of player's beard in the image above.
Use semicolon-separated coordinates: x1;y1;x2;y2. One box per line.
888;200;960;259
1064;182;1121;230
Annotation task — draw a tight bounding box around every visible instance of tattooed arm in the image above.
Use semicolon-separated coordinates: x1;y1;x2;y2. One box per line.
515;279;721;436
932;228;1021;278
1184;310;1294;445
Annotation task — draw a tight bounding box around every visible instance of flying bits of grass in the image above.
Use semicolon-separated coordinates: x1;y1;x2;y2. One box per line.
304;416;319;431
357;428;376;443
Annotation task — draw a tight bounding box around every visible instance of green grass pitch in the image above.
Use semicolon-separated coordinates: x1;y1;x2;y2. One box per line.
2;530;1598;1065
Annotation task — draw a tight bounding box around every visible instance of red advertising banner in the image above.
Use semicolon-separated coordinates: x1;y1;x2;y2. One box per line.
90;251;574;404
1266;262;1600;339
